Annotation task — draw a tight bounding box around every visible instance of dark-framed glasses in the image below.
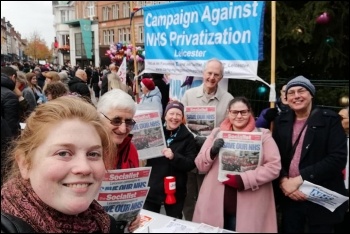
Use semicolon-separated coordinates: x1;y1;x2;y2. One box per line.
100;112;136;129
229;109;250;117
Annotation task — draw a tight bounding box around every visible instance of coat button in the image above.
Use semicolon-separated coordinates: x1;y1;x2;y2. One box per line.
310;174;314;179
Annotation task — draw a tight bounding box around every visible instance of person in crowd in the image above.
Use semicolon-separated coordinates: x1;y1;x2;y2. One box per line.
1;116;12;187
181;58;234;221
0;96;118;232
15;71;37;121
97;89;139;169
33;66;46;89
1;66;21;138
339;107;349;136
138;78;163;116
26;72;46;105
44;82;69;101
192;97;281;232
91;67;101;102
145;73;170;115
272;76;348;233
58;70;70;89
101;63;118;96
42;71;61;92
144;101;197;218
68;69;91;102
335;106;349;234
107;72;133;98
256;83;290;129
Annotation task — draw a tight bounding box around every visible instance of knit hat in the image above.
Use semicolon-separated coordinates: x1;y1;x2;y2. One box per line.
286;76;316;97
141;78;155;90
165;101;184;116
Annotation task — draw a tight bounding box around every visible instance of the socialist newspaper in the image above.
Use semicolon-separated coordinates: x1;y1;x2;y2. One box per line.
184;106;216;136
96;167;151;222
217;131;263;182
131;110;167;160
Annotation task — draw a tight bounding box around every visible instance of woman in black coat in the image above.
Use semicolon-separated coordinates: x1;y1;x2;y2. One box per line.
144;101;197;219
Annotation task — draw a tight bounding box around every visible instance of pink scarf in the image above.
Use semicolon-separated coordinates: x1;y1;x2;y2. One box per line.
220;115;256;132
1;177;110;233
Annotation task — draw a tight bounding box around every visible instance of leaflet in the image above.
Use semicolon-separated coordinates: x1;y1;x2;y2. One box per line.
217;131;263;182
185;106;216;137
131;110;167;160
299;180;349;212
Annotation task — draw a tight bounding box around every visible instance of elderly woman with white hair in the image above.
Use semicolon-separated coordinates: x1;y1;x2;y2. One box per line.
96;89;139;169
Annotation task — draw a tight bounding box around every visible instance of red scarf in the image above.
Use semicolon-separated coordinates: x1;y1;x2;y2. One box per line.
1;177;110;233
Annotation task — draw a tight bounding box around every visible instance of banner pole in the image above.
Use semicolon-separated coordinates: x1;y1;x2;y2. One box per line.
270;1;276;108
130;1;139;103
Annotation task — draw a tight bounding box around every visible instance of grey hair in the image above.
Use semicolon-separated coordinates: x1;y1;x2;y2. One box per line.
202;58;224;77
96;89;136;115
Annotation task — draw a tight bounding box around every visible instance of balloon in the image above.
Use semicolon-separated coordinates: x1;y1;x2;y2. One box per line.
142;51;145;57
316;12;330;24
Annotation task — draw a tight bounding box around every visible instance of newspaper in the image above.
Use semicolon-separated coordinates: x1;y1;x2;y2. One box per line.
299;180;349;212
96;167;151;222
217;131;263;182
185;106;216;136
100;167;152;192
131;110;167;160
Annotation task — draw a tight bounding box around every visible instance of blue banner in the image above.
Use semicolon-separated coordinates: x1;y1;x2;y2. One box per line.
142;1;265;79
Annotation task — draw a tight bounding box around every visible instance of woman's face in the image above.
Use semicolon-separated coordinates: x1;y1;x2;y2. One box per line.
100;108;135;145
31;76;37;85
165;108;183;130
18;119;106;215
228;101;251;131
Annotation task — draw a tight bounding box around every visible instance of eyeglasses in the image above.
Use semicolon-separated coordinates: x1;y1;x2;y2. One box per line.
286;88;308;97
100;112;136;129
229;110;250;117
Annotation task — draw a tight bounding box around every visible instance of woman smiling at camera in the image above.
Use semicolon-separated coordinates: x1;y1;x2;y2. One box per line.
0;96;128;233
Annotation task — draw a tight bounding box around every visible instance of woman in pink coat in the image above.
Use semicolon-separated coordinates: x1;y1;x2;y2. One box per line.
192;97;281;233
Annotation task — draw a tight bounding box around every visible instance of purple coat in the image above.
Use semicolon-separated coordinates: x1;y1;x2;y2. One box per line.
193;124;281;233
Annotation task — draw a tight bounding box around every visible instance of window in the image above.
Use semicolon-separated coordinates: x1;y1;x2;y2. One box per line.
85;1;95;18
112;5;119;19
103;6;110;21
103;30;114;45
123;2;130;18
123;28;127;42
127;28;131;42
118;29;123;42
61;10;69;22
75;32;95;57
138;26;144;43
110;30;114;44
61;34;70;48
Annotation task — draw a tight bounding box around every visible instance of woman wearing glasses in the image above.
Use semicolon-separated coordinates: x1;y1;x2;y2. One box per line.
97;89;139;170
96;89;141;232
192;97;281;232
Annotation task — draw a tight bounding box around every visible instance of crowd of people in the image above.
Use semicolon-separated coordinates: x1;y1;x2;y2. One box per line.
1;59;348;233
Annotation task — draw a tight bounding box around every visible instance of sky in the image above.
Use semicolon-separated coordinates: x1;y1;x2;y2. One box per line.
1;1;55;47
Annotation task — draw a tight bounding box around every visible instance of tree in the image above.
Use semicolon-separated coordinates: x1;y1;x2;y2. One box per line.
24;31;52;62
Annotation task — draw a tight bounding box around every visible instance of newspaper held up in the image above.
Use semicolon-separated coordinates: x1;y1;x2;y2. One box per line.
96;167;151;223
185;106;216;137
217;131;263;182
131;110;167;160
299;180;349;212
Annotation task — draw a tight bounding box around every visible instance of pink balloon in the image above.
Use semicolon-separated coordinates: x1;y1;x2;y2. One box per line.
316;12;330;24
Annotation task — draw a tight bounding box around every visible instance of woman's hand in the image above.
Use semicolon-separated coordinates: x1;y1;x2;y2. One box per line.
162;148;174;160
128;214;141;232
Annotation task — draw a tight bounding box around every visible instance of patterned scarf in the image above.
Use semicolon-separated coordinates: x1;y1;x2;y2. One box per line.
1;177;110;233
220;115;256;132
